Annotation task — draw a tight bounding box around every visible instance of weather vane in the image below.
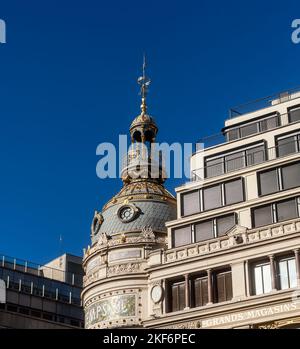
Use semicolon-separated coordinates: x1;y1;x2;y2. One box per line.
137;54;151;113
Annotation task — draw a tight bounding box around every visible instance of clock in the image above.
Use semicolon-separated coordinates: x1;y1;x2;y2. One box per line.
151;284;164;304
117;204;140;223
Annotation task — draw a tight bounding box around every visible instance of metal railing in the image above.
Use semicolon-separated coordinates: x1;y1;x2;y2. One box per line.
0;254;83;287
195;111;298;150
192;138;300;181
229;86;300;118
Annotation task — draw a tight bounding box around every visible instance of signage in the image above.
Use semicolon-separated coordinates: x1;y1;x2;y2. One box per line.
85;294;136;327
201;301;300;328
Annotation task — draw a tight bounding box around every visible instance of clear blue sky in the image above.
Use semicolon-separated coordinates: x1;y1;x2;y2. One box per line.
0;0;299;264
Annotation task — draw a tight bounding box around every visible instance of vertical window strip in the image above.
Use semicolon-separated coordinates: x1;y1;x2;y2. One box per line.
278;168;283;191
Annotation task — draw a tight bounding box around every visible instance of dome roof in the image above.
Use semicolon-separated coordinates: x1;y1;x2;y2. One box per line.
91;180;176;244
130;113;157;130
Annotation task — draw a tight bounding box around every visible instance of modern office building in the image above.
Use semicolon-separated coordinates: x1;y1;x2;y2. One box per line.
82;65;300;328
0;253;84;329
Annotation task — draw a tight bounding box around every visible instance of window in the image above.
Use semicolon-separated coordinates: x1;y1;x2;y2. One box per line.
170;280;185;312
205;158;224;178
253;262;272;295
225;113;279;142
205;143;265;178
182;191;200;216
216;214;235;236
260;114;280;131
289;106;300;123
193;276;208;307
246;145;266;165
258;169;279;196
215;271;233;302
203;184;222;210
195;220;214;242
225;151;245;172
252;197;300;228
172;226;191;247
281;163;300;190
276;198;298;222
224;179;244;205
252;204;273;228
277;135;298;157
278;256;297;290
258;162;300;196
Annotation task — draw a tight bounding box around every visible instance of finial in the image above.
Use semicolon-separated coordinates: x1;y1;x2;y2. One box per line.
137;54;151;114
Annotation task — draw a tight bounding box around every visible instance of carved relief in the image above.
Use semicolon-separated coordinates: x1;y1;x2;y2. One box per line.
107;262;141;277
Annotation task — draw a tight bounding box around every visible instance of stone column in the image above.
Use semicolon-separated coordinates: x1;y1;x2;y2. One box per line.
207;269;213;304
184;274;190;309
294;249;300;287
269;255;277;291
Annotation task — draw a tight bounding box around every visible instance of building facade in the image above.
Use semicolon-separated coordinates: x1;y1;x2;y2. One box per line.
0;253;84;329
82;72;300;328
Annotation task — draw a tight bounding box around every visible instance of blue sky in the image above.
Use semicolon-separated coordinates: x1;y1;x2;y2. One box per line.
0;0;299;264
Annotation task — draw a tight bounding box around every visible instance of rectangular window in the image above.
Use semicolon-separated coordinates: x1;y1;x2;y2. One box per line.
225;151;245;172
182;191;200;216
258;169;279;196
246;145;266;166
289;106;300;123
281;163;300;190
216;214;235;236
171;281;185;312
215;271;232;303
253;204;273;228
205;158;224;178
260;114;279;131
277;136;298;157
253;262;272;295
203;184;222;211
276;198;298;222
172;226;192;247
224;179;244;205
240;122;258;138
226;128;240;141
193;276;208;307
195;220;214;242
278;257;297;290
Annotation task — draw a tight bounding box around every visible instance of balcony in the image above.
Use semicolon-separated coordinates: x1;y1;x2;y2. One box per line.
192;138;300;181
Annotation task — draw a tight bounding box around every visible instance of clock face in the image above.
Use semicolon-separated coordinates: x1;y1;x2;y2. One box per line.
117;204;139;223
151;285;163;304
120;206;135;222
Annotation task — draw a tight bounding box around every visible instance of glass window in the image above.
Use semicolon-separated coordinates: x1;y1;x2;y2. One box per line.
253;204;273;228
278;257;297;290
225;151;245;172
259;169;279;196
281;163;300;190
260;115;279;131
203;184;222;211
172;226;192;247
182;191;200;216
224;179;244;205
215;271;232;303
253;262;272;295
193;277;208;307
246;145;265;166
240;122;258;138
217;215;235;236
171;281;185;312
205;158;224;178
195;220;214;242
276;199;298;222
226;128;239;141
277;136;297;157
289;106;300;123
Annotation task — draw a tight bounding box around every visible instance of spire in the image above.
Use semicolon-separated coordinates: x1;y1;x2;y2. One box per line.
137;54;151;115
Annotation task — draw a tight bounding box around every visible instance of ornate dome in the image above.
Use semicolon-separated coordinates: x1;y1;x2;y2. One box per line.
90;59;177;245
